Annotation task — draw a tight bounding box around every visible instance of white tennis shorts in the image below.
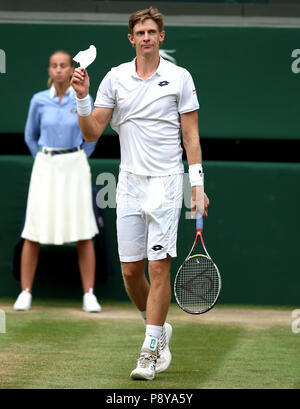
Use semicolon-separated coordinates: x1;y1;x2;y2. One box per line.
116;171;184;262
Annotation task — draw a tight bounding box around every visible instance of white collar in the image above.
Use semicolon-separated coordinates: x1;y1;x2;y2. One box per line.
49;85;74;99
130;56;164;79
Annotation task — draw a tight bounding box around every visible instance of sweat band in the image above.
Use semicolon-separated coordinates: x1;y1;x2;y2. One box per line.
76;95;92;116
189;163;204;186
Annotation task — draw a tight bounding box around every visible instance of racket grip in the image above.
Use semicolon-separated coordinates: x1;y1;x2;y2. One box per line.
196;210;203;230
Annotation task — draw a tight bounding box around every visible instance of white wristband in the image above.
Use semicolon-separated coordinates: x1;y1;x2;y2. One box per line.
76;95;92;117
189;164;204;186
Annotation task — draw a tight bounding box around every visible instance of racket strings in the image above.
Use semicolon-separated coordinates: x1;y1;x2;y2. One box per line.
175;255;220;313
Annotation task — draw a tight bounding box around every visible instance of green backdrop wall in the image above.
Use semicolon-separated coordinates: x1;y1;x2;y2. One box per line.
1;23;300;139
0;22;299;306
0;156;299;306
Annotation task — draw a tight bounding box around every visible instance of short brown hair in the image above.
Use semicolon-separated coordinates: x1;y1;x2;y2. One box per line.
128;7;164;35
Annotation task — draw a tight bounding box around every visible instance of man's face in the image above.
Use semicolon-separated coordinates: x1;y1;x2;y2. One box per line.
128;19;165;57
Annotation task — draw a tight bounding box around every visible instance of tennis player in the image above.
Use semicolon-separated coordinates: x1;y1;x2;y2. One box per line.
71;7;209;380
13;50;102;313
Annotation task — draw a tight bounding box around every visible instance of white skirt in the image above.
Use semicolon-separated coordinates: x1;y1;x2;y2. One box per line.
22;149;99;245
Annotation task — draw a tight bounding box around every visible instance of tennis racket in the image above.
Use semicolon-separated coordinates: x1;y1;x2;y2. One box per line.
174;211;221;314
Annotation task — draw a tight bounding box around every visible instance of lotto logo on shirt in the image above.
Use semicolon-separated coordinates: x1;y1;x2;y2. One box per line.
158;80;169;87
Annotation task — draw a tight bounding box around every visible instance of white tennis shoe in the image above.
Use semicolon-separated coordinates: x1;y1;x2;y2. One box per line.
156;322;172;373
130;348;157;381
83;289;102;312
13;289;32;311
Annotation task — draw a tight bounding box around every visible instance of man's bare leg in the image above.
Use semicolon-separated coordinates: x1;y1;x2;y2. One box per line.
121;259;149;312
121;256;171;324
146;256;171;326
129;256;172;380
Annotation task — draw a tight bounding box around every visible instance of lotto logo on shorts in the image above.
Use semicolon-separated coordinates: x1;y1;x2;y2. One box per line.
150;338;157;350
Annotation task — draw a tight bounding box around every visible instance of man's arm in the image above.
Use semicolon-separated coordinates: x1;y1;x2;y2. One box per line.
181;110;209;217
78;107;113;142
71;67;113;142
181;110;202;165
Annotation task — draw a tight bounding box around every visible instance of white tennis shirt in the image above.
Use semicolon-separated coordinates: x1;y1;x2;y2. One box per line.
94;57;199;176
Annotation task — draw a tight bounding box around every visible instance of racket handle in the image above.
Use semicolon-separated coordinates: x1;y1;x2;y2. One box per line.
196;210;203;230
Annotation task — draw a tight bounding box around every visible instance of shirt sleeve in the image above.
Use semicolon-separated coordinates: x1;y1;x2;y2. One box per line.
94;71;116;108
24;95;41;157
178;69;200;114
81;96;98;158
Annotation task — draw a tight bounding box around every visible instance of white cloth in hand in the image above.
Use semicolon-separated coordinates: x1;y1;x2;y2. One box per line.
73;45;97;69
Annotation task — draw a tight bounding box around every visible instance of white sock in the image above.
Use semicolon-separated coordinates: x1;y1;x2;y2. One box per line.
140;310;147;326
146;324;163;339
141;325;163;352
142;334;159;352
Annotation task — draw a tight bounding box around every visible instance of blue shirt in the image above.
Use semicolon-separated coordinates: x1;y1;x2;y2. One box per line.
24;85;97;158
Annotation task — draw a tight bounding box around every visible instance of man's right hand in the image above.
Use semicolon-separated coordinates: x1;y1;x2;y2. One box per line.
71;67;90;98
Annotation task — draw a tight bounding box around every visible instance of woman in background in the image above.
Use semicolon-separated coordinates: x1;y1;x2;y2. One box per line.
13;50;101;313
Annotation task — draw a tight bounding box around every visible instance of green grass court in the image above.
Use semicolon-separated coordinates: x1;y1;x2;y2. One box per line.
0;299;298;389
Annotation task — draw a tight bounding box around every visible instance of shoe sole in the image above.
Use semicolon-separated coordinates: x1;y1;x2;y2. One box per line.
82;308;102;313
130;370;154;381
